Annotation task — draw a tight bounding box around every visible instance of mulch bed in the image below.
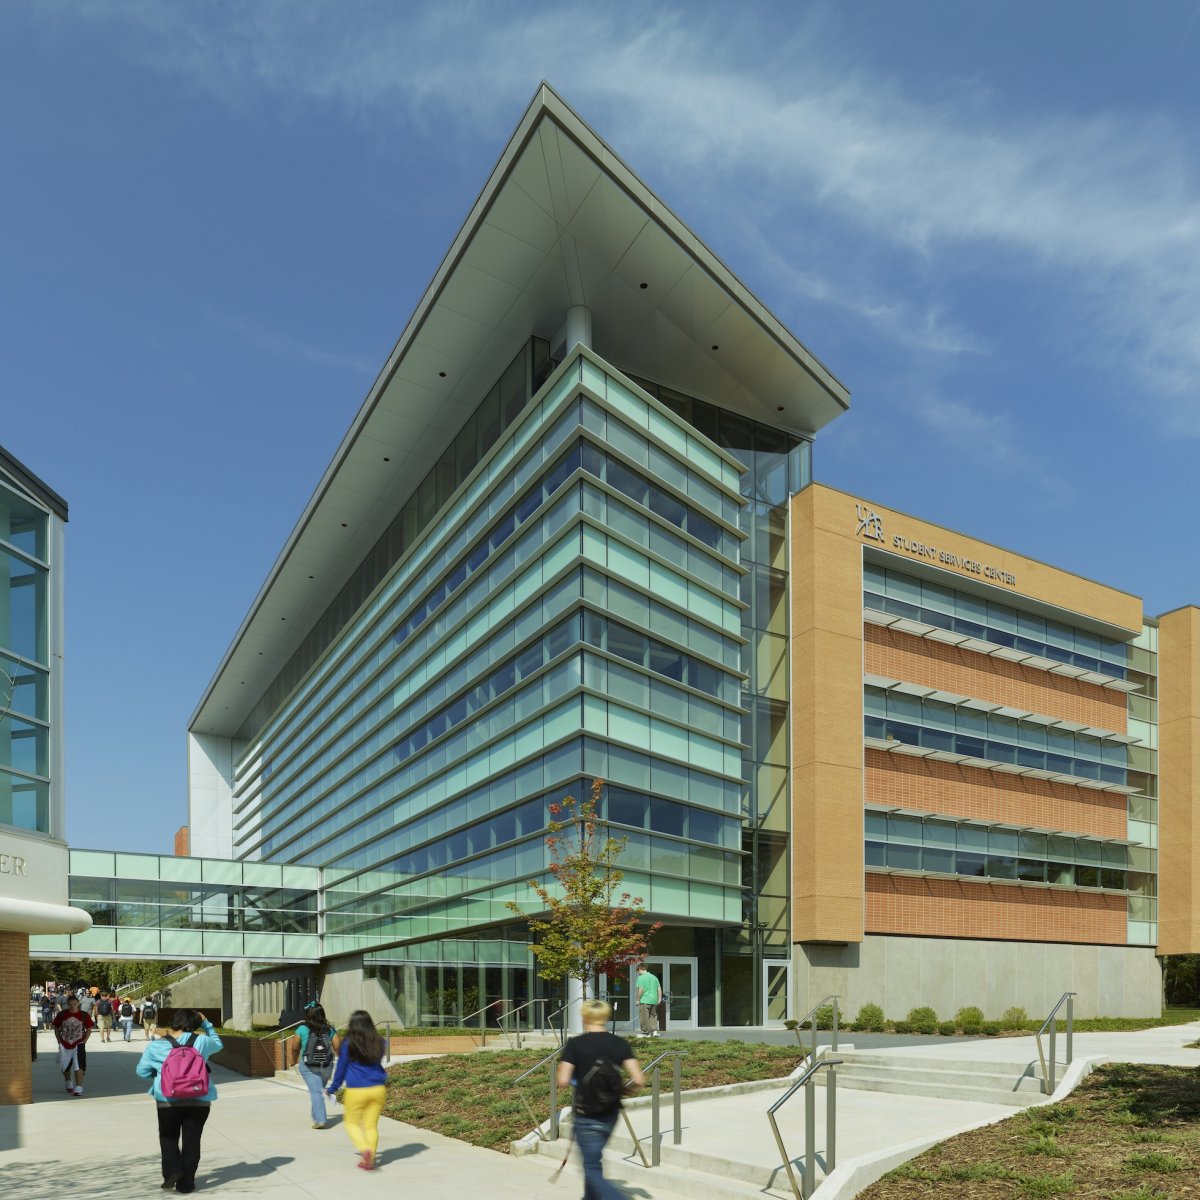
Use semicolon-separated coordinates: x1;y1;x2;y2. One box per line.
859;1063;1200;1199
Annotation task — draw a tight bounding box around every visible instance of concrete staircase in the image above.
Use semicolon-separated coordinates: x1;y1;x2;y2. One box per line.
817;1048;1043;1107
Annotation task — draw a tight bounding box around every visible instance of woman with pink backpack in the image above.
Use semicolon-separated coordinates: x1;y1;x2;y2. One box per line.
135;1008;223;1193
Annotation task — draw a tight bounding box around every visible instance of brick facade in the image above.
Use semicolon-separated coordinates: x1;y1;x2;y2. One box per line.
865;874;1127;944
865;625;1128;732
0;931;32;1104
865;750;1128;839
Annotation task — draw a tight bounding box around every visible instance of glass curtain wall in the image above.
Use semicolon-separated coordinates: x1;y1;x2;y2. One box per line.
0;480;51;833
628;375;812;1025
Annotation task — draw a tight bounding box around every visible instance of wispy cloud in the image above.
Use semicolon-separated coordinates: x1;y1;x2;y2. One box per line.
206;309;376;375
66;1;1200;437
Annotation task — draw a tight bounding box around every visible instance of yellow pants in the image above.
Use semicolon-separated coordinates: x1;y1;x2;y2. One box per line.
341;1085;387;1154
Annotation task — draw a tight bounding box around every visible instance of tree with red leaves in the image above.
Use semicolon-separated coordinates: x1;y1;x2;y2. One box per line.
507;778;660;1000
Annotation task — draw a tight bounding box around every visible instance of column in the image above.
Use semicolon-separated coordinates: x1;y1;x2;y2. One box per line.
220;960;253;1030
565;305;592;353
0;931;32;1104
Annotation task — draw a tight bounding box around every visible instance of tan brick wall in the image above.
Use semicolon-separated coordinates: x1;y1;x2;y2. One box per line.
791;484;1143;948
865;626;1128;732
865;750;1128;839
791;488;865;943
0;931;32;1104
866;874;1127;944
1157;607;1200;955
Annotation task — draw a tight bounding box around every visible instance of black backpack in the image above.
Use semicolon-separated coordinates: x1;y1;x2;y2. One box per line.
120;1002;134;1017
97;999;112;1016
574;1056;624;1116
303;1026;334;1068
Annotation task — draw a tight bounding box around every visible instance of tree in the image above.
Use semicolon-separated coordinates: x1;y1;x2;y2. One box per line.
507;779;660;1000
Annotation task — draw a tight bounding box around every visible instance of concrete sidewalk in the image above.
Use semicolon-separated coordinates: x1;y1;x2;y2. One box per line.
4;1023;1197;1200
2;1029;564;1200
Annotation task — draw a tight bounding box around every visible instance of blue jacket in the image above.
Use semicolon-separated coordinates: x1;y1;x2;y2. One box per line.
326;1039;388;1092
135;1022;223;1102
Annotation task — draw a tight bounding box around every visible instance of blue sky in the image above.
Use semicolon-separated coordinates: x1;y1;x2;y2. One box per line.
2;1;1198;855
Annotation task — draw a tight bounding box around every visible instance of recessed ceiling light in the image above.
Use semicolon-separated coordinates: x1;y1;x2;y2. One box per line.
383;457;390;462
711;344;719;351
777;405;784;411
308;575;314;580
639;282;648;290
341;523;347;528
438;371;447;378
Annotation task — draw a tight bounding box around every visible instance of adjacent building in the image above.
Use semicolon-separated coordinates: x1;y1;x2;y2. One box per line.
0;445;89;1103
183;85;1199;1028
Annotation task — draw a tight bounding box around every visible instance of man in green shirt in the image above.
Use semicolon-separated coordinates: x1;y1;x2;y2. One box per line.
636;966;661;1037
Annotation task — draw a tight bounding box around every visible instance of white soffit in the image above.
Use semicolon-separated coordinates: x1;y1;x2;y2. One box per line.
191;83;850;736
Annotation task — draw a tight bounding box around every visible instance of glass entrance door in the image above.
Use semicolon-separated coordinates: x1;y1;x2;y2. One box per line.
762;960;791;1024
644;957;697;1030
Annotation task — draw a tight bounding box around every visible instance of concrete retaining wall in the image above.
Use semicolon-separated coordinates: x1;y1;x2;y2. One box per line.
794;934;1161;1020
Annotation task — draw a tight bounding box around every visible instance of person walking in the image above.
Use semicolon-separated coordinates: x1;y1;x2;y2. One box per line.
95;993;114;1042
141;997;158;1040
289;1002;340;1129
324;1010;388;1170
135;1008;223;1194
52;994;93;1096
557;998;645;1200
40;995;54;1031
636;964;661;1037
119;997;137;1041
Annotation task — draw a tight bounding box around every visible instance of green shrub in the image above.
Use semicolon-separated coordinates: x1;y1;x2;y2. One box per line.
937;1021;957;1036
907;1006;938;1034
854;1002;885;1032
982;1021;1002;1036
954;1005;986;1026
893;1020;913;1034
1000;1005;1029;1029
810;1004;835;1031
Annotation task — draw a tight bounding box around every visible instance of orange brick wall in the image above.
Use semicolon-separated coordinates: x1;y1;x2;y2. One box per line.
865;750;1128;839
866;874;1127;944
0;931;32;1104
174;826;189;857
865;626;1127;732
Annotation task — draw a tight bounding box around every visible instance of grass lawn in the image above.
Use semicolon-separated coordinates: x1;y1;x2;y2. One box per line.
859;1063;1200;1200
381;1037;804;1151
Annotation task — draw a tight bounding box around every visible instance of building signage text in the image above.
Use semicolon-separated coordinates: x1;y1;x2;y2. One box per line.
0;853;28;876
852;503;1017;588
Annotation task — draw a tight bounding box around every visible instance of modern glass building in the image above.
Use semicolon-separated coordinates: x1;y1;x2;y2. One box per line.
185;86;1200;1027
0;444;89;1104
187;85;848;1028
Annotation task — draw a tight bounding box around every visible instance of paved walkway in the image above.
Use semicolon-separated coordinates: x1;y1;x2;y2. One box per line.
4;1023;1198;1200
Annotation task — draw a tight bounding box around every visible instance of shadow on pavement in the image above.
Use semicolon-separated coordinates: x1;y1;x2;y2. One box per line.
374;1141;429;1166
199;1155;296;1186
0;1153;162;1198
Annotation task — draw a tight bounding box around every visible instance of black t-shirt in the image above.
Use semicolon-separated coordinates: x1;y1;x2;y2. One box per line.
561;1031;634;1117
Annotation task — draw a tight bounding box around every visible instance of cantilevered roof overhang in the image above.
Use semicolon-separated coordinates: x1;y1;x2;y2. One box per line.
191;83;850;737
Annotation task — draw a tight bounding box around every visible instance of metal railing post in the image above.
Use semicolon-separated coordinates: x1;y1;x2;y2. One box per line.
549;1065;559;1141
385;1021;391;1064
651;1063;662;1166
1066;995;1074;1068
1048;1020;1057;1094
673;1054;682;1145
832;996;839;1053
804;1073;816;1198
826;1062;836;1174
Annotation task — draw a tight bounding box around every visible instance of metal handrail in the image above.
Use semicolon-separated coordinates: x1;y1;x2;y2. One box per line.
787;994;839;1064
635;1049;687;1167
1035;992;1075;1095
495;997;566;1048
513;1046;565;1141
458;999;505;1046
767;1057;842;1200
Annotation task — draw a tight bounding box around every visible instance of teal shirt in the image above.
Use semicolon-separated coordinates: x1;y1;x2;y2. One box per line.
636;971;661;1005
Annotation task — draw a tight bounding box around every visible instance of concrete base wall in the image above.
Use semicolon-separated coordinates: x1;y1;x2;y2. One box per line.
793;935;1162;1021
165;963;224;1010
317;955;404;1029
